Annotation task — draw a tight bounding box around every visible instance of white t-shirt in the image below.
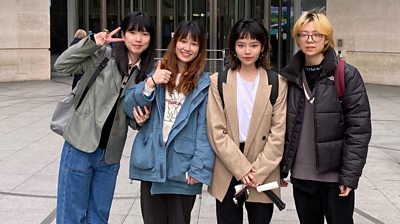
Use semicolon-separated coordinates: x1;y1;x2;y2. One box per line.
236;71;260;143
163;74;185;143
143;74;186;143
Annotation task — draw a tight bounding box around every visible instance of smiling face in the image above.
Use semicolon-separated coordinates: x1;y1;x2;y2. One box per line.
175;34;200;64
235;36;263;68
297;21;326;64
122;29;151;58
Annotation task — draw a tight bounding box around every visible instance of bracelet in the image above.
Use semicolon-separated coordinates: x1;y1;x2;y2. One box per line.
150;76;157;86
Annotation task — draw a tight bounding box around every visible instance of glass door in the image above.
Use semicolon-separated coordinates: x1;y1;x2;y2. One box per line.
106;0;119;32
269;0;292;72
88;0;102;33
216;0;243;50
190;0;207;31
161;0;175;48
123;0;141;18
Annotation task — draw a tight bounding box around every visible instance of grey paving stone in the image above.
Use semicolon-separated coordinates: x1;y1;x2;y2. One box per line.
0;77;399;223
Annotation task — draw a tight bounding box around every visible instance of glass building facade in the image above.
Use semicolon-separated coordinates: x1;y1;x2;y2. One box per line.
51;0;326;72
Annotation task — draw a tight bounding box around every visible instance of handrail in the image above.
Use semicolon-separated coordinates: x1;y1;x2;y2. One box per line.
154;48;228;72
155;48;227;56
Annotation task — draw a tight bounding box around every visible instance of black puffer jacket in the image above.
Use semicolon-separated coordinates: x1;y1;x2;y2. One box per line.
280;48;371;189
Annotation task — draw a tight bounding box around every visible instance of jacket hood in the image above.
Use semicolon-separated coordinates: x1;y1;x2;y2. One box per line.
191;71;210;95
198;71;210;87
281;48;339;86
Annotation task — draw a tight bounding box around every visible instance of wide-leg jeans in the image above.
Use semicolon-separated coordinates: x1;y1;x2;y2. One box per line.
56;141;120;224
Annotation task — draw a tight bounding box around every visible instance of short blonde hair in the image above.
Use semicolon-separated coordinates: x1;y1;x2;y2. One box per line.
74;29;87;39
292;10;335;51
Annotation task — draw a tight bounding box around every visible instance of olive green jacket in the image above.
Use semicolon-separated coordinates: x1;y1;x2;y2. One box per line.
54;36;138;164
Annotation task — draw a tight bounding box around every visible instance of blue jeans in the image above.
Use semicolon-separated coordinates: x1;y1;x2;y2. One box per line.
56;141;120;224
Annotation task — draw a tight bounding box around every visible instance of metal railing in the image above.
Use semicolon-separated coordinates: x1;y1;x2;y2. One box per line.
155;48;228;73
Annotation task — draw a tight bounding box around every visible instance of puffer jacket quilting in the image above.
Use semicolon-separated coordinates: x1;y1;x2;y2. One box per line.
280;48;372;189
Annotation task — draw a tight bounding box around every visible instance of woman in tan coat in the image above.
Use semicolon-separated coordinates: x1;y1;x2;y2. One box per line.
207;19;287;224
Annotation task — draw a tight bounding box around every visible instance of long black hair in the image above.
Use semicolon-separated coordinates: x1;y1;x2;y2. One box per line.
114;12;156;82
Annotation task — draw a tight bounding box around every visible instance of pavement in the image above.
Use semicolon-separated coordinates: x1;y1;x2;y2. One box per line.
0;74;400;224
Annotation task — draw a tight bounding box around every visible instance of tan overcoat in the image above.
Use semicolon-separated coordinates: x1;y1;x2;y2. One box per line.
207;68;288;203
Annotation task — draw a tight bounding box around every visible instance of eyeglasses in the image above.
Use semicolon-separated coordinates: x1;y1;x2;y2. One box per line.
297;33;323;42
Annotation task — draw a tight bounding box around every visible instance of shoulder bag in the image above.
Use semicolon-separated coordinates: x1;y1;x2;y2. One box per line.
50;47;112;136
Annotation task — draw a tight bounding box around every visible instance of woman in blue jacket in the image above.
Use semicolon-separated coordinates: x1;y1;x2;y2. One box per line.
124;21;215;224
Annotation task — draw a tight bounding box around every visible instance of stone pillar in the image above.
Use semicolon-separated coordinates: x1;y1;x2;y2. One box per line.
0;0;51;81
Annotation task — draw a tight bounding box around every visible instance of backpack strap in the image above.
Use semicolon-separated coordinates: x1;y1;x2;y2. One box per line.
76;46;112;108
217;70;228;109
334;59;346;97
217;69;279;109
267;70;279;106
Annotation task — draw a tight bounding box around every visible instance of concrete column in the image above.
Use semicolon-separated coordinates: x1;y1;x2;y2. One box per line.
264;0;271;29
67;0;77;45
156;0;162;54
0;0;51;81
101;0;107;30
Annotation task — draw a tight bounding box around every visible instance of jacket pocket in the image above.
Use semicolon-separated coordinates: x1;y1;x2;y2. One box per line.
317;140;343;173
167;140;195;182
75;98;92;116
131;134;155;170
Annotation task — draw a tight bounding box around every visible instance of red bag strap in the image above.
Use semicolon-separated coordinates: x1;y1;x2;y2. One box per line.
334;59;346;97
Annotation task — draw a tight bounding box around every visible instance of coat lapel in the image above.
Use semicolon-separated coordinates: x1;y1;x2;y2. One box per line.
224;69;240;144
243;69;270;154
110;62;120;93
166;74;209;146
120;68;139;98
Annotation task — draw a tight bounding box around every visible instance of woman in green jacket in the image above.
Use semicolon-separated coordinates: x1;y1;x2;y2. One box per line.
53;12;156;224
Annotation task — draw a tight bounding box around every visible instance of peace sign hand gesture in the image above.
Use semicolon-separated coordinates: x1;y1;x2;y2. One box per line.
93;27;124;47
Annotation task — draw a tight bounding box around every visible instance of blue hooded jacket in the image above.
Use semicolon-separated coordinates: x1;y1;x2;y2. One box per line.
124;72;215;195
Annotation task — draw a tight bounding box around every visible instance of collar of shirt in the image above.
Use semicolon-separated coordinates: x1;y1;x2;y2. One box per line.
128;59;141;74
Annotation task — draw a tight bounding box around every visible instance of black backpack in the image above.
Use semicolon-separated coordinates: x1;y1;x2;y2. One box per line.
217;69;279;108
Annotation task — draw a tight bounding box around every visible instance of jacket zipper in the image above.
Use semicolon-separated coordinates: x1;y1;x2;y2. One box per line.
313;78;320;174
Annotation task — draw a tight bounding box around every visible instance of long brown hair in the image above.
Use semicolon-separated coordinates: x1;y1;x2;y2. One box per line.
161;21;207;95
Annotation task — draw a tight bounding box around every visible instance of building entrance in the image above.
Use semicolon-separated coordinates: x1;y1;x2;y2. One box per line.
269;0;293;72
51;0;294;73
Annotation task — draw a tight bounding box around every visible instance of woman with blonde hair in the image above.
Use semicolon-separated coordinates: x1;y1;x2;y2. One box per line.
280;10;371;224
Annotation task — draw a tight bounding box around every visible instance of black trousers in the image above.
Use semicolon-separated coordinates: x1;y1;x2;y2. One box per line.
140;181;196;224
216;177;273;224
292;178;355;224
